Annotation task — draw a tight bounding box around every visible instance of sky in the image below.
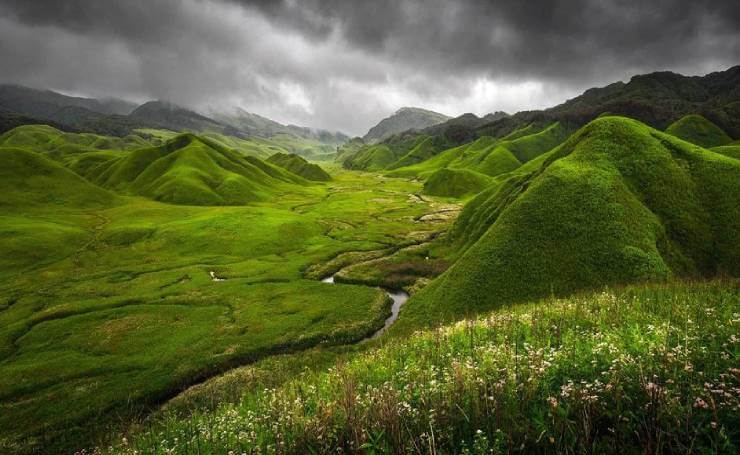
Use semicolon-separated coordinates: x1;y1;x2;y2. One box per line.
0;0;738;136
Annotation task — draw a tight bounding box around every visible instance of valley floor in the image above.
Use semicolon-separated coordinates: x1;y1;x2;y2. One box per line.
0;170;457;453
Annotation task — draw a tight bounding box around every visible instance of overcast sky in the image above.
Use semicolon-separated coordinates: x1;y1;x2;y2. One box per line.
0;0;738;136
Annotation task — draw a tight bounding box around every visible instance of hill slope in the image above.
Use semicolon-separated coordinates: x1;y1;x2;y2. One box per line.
91;133;308;205
213;108;348;144
129;101;230;134
363;107;451;143
0;146;118;208
665;114;733;148
267;153;331;181
402;116;740;325
343;66;740;173
482;65;740;139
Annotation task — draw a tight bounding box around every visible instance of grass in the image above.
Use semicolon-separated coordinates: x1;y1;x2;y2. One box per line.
103;279;740;454
423;168;494;198
0;129;451;453
88;133;312;206
384;123;568;199
712;142;740;160
267;152;331;181
666;114;733;148
400;116;740;329
1;113;738;454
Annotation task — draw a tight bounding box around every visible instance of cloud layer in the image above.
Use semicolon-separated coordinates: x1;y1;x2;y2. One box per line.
0;0;738;135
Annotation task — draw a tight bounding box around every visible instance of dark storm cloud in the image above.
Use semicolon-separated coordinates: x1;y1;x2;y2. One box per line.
242;0;740;82
0;0;738;135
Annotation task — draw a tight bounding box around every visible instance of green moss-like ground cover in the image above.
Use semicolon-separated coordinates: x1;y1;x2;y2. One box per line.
666;114;733;148
399;116;740;329
0;127;453;453
267;152;331;181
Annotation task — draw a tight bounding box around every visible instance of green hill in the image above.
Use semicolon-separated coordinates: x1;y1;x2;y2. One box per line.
0;146;118;209
386;122;568;191
0;124;149;153
267;152;331;181
711;143;740;160
422;168;493;198
665;114;733;147
91;133;308;205
400;116;740;327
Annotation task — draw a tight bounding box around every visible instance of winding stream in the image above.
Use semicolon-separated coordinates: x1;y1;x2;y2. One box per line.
321;273;409;340
209;269;408;339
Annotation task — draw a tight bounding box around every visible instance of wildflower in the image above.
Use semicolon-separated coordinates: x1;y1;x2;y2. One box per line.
548;396;558;408
693;397;709;409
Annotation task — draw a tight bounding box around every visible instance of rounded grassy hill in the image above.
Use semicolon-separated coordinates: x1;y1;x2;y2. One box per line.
665;114;733;148
399;116;740;328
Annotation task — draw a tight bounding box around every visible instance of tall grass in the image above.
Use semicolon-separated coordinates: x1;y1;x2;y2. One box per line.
101;280;739;454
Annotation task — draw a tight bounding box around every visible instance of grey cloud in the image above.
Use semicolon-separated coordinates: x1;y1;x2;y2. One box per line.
0;0;738;135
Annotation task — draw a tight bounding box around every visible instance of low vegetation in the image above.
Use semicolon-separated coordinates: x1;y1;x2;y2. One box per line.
267;152;331;181
103;280;740;454
665;114;733;148
1;67;739;455
0;125;454;453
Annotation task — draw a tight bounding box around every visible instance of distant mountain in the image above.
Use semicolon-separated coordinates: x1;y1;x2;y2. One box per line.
0;84;150;136
214;108;348;144
362;107;452;143
0;84;136;118
129;101;230;134
340;112;509;171
341;66;740;173
479;65;740;139
0;84;349;144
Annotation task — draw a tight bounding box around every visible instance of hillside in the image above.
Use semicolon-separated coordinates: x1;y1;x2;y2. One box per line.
129;101;230;134
481;65;740;139
267;152;331;181
422;168;493;198
214;108;348;144
399;116;740;327
665;114;733;148
342;66;740;174
363;107;451;143
0;84;142;136
109;280;739;454
91;133;309;205
388;122;568;184
0;146;118;209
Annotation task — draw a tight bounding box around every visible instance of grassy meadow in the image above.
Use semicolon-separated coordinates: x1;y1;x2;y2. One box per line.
0;110;738;454
102;280;739;454
0;126;458;452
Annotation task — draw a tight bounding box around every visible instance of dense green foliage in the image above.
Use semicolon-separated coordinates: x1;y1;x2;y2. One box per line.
666;114;733;148
401;116;740;328
108;280;740;454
